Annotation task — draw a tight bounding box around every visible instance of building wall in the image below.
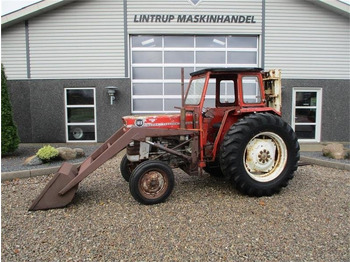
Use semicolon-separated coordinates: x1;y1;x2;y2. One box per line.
2;0;126;79
265;0;350;79
7;78;131;143
2;0;349;143
281;79;350;142
1;23;27;79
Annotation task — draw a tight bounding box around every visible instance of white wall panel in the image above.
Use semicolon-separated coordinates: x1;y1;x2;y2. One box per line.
1;23;27;79
127;0;262;35
265;0;350;79
29;0;125;79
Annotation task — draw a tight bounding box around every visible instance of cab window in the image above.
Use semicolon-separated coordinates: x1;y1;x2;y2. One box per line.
219;80;235;104
242;76;261;103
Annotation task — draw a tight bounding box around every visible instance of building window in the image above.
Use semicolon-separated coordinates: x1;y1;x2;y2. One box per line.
131;35;259;113
292;88;322;142
65;88;97;142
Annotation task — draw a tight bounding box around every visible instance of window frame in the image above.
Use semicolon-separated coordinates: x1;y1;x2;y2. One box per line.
65;87;97;143
292;87;323;142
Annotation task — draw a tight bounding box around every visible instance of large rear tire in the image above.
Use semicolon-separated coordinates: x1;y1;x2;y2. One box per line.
129;160;175;205
220;113;299;196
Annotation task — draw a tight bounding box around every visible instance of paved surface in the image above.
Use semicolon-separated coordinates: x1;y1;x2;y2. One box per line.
1;153;349;261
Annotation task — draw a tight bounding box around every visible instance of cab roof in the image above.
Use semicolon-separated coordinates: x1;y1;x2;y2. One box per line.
190;67;264;76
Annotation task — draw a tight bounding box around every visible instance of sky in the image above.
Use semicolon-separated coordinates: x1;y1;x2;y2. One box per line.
1;0;41;16
1;0;350;16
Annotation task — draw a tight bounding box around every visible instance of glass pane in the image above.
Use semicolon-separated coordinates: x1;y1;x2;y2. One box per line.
164;83;181;95
164;67;194;80
133;99;163;111
66;89;94;105
296;92;317;106
295;125;316;139
227;51;257;64
68;108;94;123
204;98;215;108
132;36;162;47
164;99;181;111
164;51;194;63
133;83;162;95
227;36;257;48
196;36;226;48
206;80;216;96
132;51;162;63
220;80;235;103
68;125;95;141
133;67;162;79
243;77;261;103
295;109;316;123
196;51;225;64
185;78;205;105
164;36;193;47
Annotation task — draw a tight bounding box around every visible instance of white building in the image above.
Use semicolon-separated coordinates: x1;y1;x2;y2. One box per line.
1;0;349;143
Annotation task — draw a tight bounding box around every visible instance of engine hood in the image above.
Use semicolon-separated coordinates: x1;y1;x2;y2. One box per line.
123;114;193;129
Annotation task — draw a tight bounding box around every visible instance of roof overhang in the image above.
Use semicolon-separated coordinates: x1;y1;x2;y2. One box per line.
2;0;349;30
1;0;77;29
305;0;350;17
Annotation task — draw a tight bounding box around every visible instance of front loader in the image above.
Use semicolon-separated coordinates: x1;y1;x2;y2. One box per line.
29;68;299;211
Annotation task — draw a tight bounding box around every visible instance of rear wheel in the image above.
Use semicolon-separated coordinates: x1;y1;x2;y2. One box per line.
129;160;175;205
220;113;299;196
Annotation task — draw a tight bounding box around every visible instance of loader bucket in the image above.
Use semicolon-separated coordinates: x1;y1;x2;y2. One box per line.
29;162;79;211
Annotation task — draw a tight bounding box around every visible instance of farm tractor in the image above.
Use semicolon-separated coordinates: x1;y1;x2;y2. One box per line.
29;68;300;211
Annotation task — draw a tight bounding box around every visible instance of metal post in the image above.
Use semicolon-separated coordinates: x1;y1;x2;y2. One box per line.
180;68;186;130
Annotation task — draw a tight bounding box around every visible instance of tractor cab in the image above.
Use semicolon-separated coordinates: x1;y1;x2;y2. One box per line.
181;68;281;162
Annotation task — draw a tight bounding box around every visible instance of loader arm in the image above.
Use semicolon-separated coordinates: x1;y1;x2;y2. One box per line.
29;127;195;211
59;127;196;195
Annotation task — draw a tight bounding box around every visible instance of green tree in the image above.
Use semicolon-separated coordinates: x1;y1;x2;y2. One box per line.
1;64;20;154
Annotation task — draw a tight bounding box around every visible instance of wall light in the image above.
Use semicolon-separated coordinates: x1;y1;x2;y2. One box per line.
105;86;118;105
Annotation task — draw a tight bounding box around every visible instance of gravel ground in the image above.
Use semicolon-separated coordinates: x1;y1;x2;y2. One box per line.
2;153;350;262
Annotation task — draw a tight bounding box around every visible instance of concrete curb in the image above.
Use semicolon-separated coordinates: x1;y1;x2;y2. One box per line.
300;156;350;171
1;162;82;182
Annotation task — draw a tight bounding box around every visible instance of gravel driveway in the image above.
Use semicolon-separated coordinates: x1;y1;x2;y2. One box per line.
2;153;349;261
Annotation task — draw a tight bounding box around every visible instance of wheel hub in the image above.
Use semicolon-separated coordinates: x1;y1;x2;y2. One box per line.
141;171;165;195
258;149;271;164
246;138;276;173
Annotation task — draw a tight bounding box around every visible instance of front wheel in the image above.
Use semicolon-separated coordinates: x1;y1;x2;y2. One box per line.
220;113;300;197
120;155;138;182
129;160;175;205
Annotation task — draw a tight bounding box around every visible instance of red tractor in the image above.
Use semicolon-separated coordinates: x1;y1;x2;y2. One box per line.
30;68;299;210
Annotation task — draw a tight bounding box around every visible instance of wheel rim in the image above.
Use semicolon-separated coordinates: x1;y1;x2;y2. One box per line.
138;170;168;199
244;132;287;182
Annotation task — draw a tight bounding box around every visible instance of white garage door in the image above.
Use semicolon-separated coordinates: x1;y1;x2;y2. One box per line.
131;35;259;113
